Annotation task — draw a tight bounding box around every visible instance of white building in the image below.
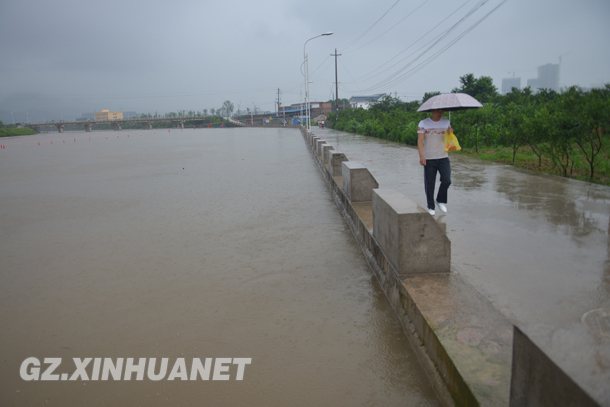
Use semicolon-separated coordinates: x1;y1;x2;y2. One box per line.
349;94;385;109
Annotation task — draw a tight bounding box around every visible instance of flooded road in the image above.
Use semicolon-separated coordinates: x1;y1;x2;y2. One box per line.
317;127;610;398
0;128;438;406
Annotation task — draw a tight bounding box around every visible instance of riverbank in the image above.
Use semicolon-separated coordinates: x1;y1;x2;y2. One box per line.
0;127;36;137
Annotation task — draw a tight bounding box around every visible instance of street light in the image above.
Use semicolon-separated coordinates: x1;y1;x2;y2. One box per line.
303;32;333;132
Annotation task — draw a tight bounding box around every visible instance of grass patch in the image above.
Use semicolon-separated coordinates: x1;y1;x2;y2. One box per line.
460;144;610;186
0;127;37;137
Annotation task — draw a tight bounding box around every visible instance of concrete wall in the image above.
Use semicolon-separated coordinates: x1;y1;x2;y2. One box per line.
341;161;379;202
510;327;598;406
315;139;325;157
305;128;603;406
299;128;592;406
322;144;334;166
300;128;457;405
328;152;347;176
373;189;450;277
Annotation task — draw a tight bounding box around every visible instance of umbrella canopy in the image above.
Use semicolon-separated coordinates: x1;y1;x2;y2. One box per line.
417;93;483;112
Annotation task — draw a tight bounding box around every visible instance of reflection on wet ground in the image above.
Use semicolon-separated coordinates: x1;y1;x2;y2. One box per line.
494;171;601;241
451;161;488;191
0;129;439;406
318;127;610;341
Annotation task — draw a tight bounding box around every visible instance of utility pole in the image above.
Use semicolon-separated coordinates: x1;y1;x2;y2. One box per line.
331;48;342;112
277;88;281;117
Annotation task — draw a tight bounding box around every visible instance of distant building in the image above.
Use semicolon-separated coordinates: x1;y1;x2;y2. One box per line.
526;78;539;89
95;109;124;121
123;111;138;119
501;77;521;94
278;101;332;118
309;102;333;116
349;94;385;109
278;103;305;117
537;63;560;91
526;63;560;92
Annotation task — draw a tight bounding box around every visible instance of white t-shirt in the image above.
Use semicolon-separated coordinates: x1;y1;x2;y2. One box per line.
418;118;450;160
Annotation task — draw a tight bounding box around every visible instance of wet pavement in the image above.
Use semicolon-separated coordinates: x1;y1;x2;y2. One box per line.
316;127;610;402
0;129;439;406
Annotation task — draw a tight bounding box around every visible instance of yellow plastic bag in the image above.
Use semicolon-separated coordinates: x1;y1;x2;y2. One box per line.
444;129;461;152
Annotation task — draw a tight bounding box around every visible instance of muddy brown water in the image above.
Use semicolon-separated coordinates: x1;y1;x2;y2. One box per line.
0;128;439;406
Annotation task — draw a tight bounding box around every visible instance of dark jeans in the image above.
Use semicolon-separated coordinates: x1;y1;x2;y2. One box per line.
423;157;451;210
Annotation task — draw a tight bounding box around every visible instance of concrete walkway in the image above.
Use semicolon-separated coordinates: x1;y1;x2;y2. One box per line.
315;127;610;404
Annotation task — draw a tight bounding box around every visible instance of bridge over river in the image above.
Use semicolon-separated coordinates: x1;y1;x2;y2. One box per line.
26;116;246;133
0;127;608;405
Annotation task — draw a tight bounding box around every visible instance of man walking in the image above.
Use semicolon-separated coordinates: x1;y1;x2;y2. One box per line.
417;109;451;216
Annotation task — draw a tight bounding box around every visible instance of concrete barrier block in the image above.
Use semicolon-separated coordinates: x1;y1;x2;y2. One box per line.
342;162;379;202
322;144;335;166
318;142;329;160
311;136;320;149
509;327;598;406
327;152;348;176
315;139;325;156
372;189;450;276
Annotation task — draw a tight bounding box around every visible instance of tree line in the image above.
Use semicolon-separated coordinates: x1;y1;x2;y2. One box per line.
138;100;236;119
327;74;610;183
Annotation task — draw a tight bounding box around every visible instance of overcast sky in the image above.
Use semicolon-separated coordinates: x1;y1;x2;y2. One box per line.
1;0;609;122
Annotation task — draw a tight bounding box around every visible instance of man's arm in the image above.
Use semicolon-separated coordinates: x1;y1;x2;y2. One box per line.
417;130;426;166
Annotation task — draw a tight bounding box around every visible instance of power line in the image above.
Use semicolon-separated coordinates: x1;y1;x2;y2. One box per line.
343;0;402;52
349;0;475;83
394;0;509;84
370;0;509;91
353;0;431;52
357;0;501;92
359;0;487;87
311;55;331;75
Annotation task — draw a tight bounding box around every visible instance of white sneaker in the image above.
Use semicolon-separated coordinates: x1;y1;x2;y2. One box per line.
426;208;436;216
436;202;447;213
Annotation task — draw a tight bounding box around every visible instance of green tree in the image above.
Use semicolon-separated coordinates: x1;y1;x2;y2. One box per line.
522;105;551;169
575;86;609;180
453;105;498;152
452;73;498;103
546;90;580;177
501;99;529;164
371;95;403;112
421;91;440;104
222;100;235;117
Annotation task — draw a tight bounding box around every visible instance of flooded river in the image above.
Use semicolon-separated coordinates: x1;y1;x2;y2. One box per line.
0;129;439;406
